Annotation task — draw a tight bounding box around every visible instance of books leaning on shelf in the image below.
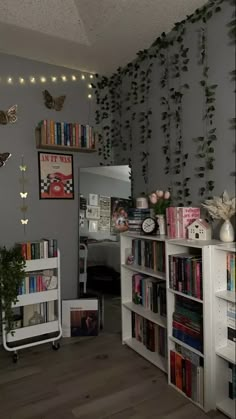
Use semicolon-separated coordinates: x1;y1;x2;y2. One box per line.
37;119;97;150
173;295;203;353
226;252;236;291
166;207;200;239
168;253;202;299
170;345;204;406
127;208;151;232
227;302;236;348
131;238;165;273
228;362;236;400
17;238;58;260
132;273;166;316
132;312;167;357
18;270;57;294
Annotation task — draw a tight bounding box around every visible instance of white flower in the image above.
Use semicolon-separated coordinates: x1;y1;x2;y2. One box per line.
149;193;158;204
164;191;171;200
202;190;236;221
156;190;164;198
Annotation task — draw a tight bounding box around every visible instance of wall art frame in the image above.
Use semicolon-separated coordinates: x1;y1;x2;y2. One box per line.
38;151;74;199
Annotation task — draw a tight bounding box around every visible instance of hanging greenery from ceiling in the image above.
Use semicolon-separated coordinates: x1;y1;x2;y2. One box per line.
93;0;233;200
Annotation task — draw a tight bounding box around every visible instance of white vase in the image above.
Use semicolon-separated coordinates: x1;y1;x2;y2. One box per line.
156;214;166;235
219;219;235;243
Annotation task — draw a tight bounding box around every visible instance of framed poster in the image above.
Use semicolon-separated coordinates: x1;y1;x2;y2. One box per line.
38;152;74;199
110;197;131;234
86;205;100;219
62;299;99;337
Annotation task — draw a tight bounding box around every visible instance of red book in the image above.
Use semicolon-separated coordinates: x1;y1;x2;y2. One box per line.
173;320;201;339
175;352;183;390
170;350;176;384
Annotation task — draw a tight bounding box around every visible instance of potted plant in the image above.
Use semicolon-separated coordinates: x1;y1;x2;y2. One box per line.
149;189;171;235
0;245;26;334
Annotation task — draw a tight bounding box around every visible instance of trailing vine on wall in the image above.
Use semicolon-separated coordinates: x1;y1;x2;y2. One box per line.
194;26;217;198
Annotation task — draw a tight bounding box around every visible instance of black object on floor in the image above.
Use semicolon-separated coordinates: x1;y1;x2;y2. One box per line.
87;265;120;295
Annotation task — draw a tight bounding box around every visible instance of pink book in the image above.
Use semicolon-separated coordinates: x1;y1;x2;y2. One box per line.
196;261;202;299
167;207;176;238
179;207;201;238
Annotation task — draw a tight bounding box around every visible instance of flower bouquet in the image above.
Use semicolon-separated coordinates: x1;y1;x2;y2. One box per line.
201;190;235;221
149;190;171;215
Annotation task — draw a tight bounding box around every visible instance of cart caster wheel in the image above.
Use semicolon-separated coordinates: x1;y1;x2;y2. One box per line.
52;342;60;351
13;353;19;363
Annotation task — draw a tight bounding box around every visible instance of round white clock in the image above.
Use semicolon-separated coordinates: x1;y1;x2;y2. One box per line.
141;217;157;235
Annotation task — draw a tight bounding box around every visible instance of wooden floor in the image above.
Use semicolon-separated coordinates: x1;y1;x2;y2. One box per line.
0;332;227;419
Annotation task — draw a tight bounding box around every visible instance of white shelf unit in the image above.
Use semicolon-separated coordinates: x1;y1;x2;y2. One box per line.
165;239;216;413
212;243;236;419
2;251;62;355
121;232;168;373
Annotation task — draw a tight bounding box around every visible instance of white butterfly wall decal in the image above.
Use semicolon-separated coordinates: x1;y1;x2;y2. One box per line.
21;219;28;225
0;105;17;125
20;192;28;198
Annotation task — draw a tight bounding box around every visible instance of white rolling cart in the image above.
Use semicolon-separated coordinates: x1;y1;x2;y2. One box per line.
2;250;62;362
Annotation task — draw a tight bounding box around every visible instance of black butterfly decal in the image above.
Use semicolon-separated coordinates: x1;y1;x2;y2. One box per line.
0;105;18;125
43;90;66;111
0;152;11;167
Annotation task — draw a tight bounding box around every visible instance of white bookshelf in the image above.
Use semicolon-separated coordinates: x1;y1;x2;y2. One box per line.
165;239;218;412
212;243;236;418
2;251;62;359
120;232;168;373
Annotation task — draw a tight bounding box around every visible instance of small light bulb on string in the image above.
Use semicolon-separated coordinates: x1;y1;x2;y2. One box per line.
62;75;67;82
8;77;13;84
41;77;46;83
81;74;85;80
19;77;25;84
88;94;92;99
30;77;36;83
52;76;57;82
71;75;77;81
88;84;93;89
89;74;94;79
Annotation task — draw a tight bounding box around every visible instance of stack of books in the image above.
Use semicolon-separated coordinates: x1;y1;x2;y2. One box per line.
227;302;236;348
132;313;167;356
166;207;200;238
132;273;166;316
170;344;204;405
168;253;203;299
227;252;236;291
131;239;165;272
128;208;150;232
172;295;203;352
228;362;236;400
16;238;58;260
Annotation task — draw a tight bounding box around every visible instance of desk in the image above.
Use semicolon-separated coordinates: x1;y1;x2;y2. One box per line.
87;241;120;273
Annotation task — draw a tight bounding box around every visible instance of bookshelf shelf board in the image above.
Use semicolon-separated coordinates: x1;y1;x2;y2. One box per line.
215;243;236;253
168;382;203;410
123;337;167;372
216;398;236;419
123;301;167;328
168;288;203;304
216;345;236;364
167;238;221;248
169;336;204;358
122;264;166;280
13;289;58;308
215;290;236;303
25;257;58;272
36;144;96;153
122;231;168;242
6;320;59;343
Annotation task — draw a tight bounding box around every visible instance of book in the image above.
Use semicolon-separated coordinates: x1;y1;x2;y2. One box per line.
62;299;99;337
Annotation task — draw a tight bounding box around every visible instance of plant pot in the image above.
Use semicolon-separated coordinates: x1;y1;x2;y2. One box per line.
219;219;235;243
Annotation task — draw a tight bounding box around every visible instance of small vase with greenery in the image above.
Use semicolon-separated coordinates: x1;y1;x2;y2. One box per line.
0;245;26;334
149;190;171;215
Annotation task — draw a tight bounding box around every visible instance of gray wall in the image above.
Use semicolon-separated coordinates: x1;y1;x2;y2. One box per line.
79;171;130;240
0;53;100;298
96;0;235;230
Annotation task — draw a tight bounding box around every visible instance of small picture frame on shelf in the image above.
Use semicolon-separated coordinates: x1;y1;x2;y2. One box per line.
38;152;74;199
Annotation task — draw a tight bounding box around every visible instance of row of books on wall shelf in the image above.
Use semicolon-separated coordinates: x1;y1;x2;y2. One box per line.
128;208;150;232
227;302;236;348
13;301;58;328
131;239;166;273
228;362;236;400
173;296;203;353
166;207;200;239
18;271;57;295
132;274;166;316
132;312;167;357
168;254;202;300
227;252;236;291
170;348;204;405
37;120;97;149
17;239;58;260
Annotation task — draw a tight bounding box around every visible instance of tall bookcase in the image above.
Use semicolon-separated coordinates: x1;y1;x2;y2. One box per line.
212;243;236;419
120;232;168;372
120;232;229;414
